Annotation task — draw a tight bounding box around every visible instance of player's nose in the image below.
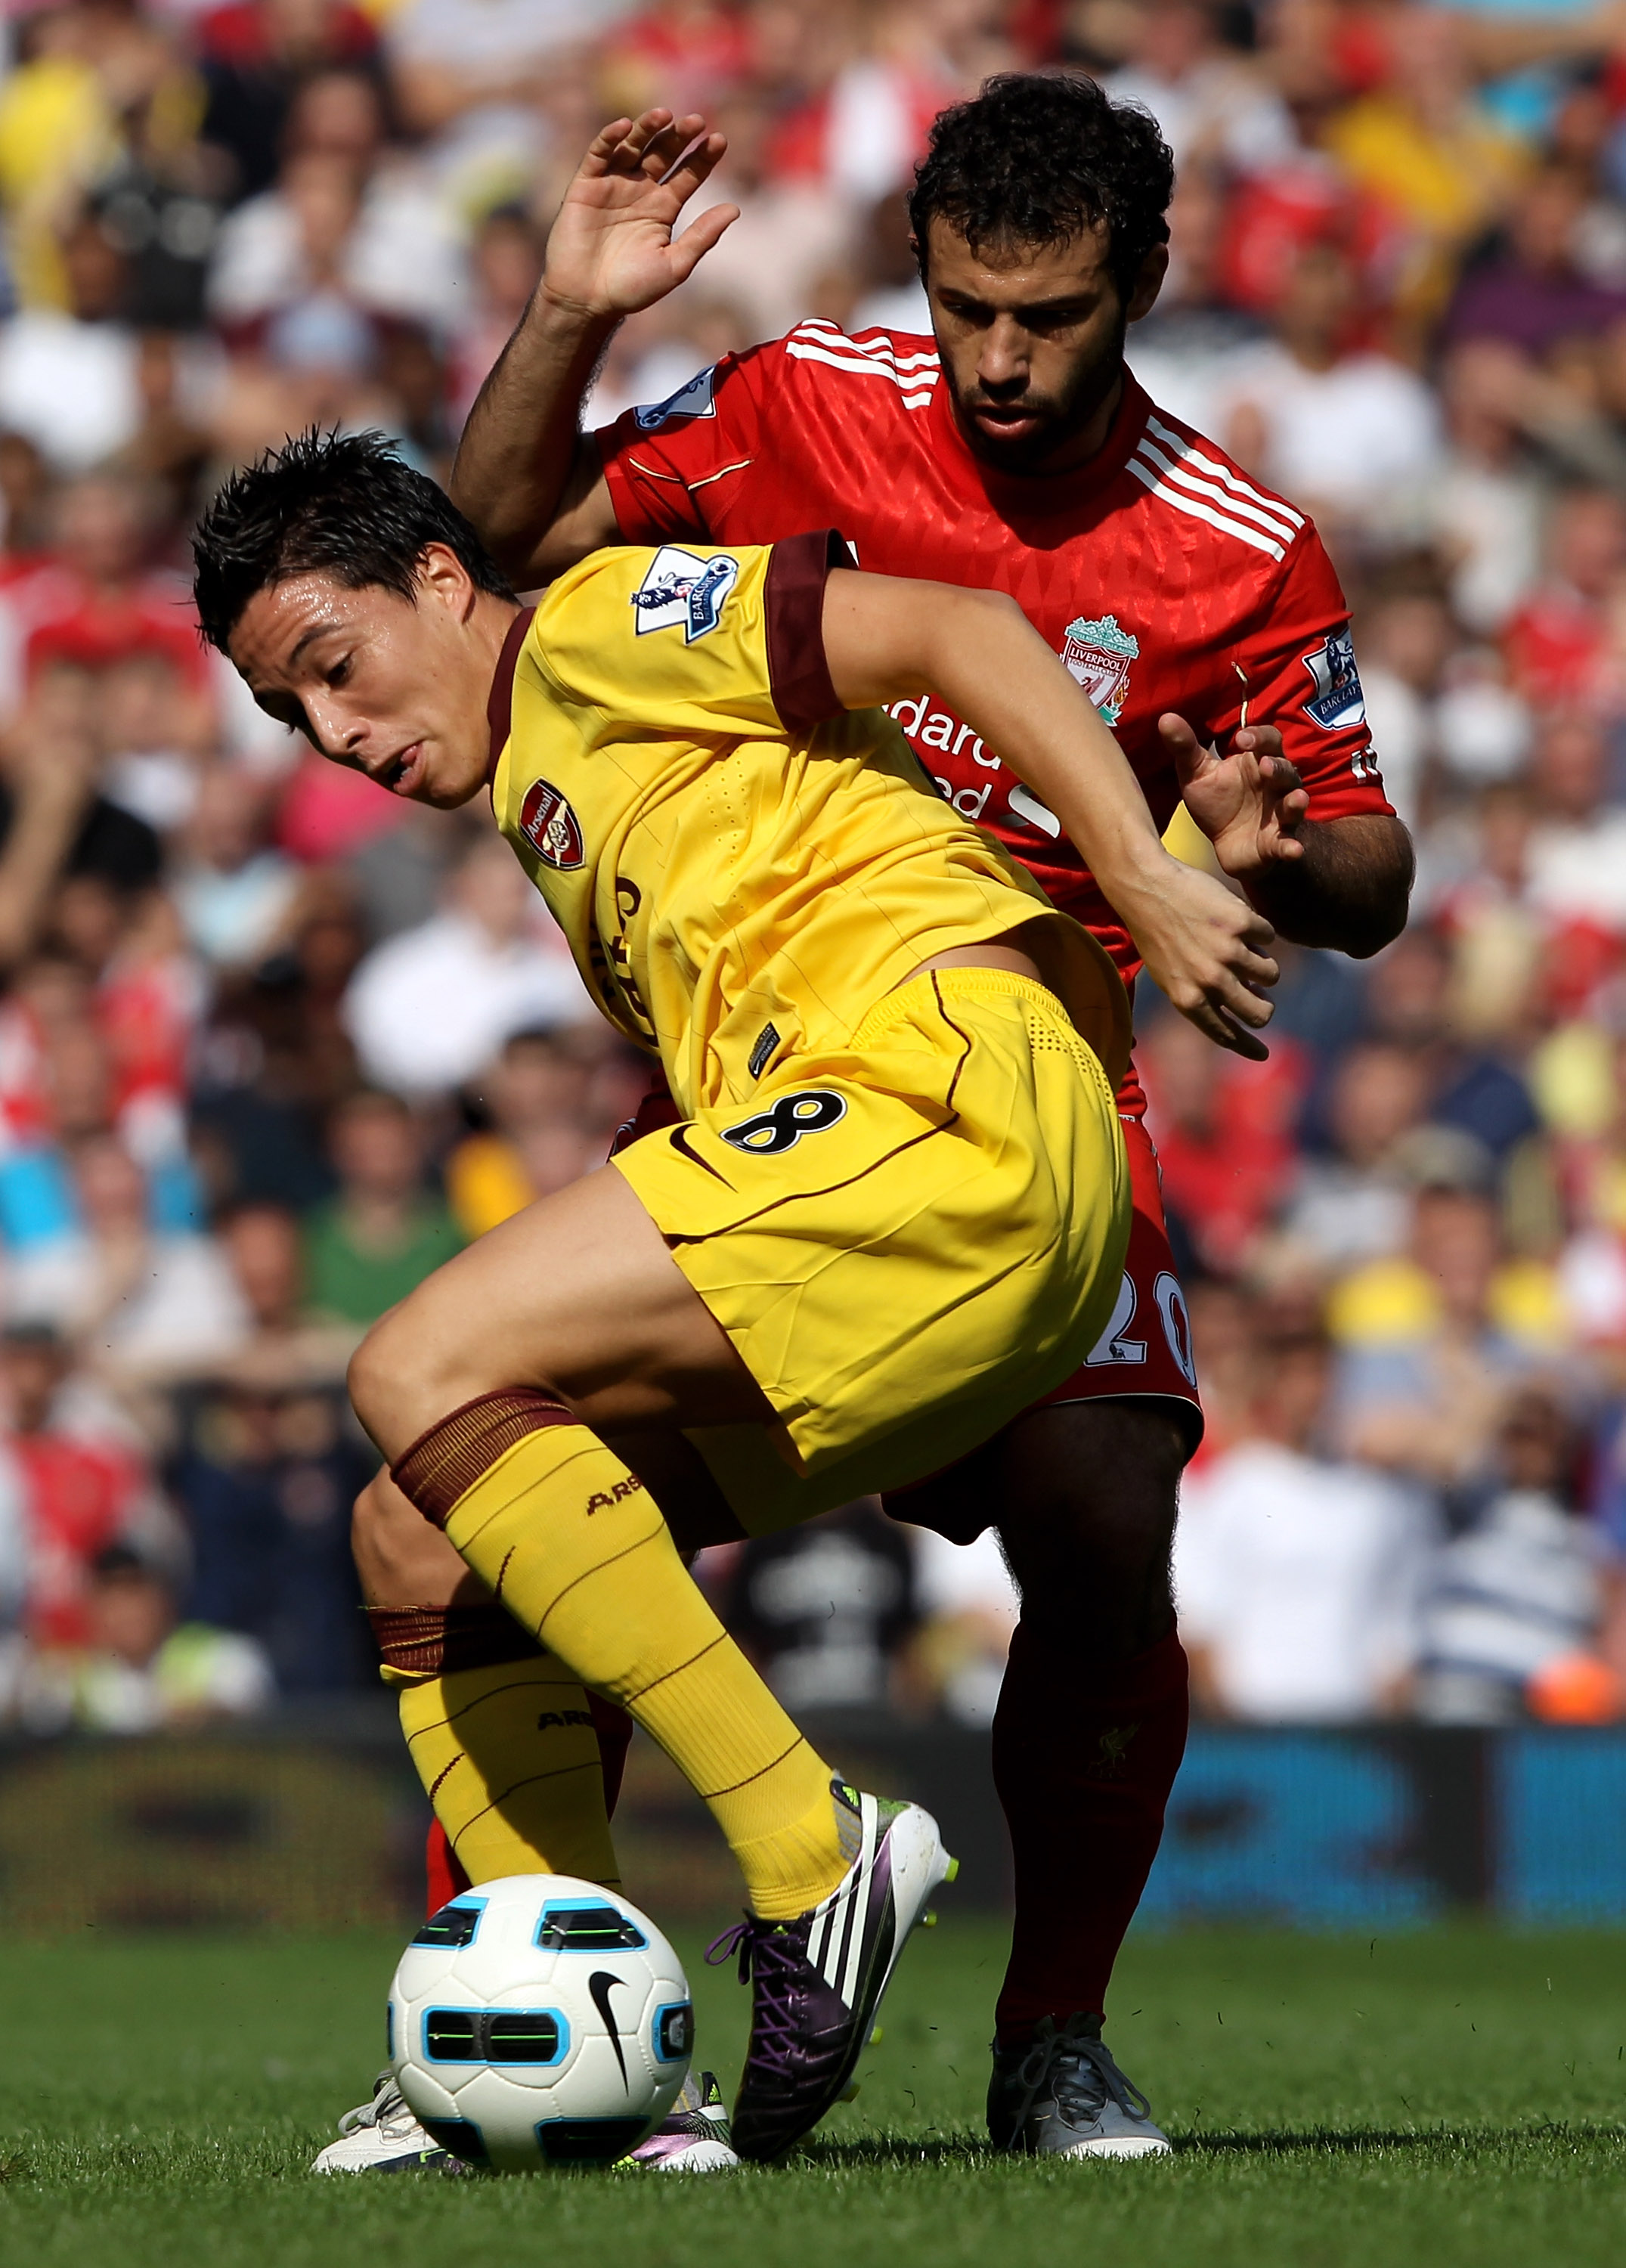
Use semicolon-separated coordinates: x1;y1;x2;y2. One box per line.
304;696;370;766
977;317;1031;389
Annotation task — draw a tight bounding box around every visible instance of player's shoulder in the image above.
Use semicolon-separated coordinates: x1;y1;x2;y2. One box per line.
766;318;943;414
618;321;940;442
1122;387;1317;579
534;538;769;661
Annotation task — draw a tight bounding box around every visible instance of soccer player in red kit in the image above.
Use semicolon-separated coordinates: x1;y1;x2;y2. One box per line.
367;75;1411;2166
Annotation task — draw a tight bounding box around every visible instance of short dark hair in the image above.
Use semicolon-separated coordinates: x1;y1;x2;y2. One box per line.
909;72;1174;299
192;428;513;653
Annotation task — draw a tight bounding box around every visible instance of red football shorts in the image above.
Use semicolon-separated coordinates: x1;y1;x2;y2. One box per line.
1036;1103;1203;1447
610;1056;1203;1448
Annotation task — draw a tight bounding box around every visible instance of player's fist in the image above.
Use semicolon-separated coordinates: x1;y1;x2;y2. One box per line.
1160;713;1310;882
542;110;739;324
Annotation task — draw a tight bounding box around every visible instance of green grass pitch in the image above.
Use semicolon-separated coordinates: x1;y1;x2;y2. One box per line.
2;1920;1624;2267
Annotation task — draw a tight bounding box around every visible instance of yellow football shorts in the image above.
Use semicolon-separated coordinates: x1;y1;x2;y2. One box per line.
611;967;1131;1535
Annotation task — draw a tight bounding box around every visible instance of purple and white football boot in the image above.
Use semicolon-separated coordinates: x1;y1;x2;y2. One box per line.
708;1781;957;2161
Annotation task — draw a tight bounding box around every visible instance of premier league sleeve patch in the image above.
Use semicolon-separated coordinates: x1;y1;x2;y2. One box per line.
1301;628;1366;730
633;363;719;431
630;545;742;643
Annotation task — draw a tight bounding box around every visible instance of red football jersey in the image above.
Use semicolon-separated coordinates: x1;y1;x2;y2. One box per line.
598;321;1394;984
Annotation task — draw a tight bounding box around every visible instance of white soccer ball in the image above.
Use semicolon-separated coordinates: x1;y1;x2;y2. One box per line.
389;1874;693;2170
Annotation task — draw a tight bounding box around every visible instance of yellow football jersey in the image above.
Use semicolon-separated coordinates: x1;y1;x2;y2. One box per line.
488;532;1129;1115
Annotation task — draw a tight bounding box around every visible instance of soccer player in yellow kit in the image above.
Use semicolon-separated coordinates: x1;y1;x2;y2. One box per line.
194;430;1277;2163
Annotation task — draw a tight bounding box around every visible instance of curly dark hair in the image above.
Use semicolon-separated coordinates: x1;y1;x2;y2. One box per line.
192;428;513;653
908;73;1175;299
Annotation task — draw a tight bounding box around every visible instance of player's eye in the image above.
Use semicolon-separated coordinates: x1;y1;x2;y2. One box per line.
327;655;352;688
253;690;303;733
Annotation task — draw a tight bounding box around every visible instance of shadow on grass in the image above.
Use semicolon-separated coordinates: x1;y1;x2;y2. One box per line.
788;2121;1626;2172
1178;2123;1624;2158
791;2135;990;2171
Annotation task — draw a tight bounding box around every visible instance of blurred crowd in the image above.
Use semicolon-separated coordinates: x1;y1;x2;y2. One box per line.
7;0;1626;1732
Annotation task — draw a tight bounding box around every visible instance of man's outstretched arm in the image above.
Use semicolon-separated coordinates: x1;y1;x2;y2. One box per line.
821;570;1283;1061
450;110;736;586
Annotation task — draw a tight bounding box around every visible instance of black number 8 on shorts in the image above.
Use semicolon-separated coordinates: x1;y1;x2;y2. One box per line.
720;1089;848;1155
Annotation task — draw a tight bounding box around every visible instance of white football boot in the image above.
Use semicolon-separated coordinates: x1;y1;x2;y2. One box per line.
311;2065;742;2174
625;2069;740;2171
311;2071;468;2174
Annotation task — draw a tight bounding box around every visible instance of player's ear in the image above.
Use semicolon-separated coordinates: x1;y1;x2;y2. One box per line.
415;541;478;616
1125;241;1169;326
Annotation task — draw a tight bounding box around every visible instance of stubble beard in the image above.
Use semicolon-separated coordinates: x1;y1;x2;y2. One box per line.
946;328;1129;478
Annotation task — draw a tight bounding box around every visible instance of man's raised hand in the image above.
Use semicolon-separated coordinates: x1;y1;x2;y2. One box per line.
542;110;739;324
1160;713;1310;883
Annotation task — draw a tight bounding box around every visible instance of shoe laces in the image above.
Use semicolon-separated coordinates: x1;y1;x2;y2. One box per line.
336;2074;421;2142
706;1916;813;2074
1008;2015;1152;2135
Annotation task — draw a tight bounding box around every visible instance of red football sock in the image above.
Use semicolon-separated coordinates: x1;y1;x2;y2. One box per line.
423;1693;636;1914
991;1624;1188;2041
587;1690;635;1814
426;1817;466;1912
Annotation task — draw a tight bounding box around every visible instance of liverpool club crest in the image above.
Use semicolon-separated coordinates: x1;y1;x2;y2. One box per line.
1061;615;1139;726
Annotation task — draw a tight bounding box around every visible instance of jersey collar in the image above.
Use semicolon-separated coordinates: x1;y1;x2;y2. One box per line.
928;365;1150;516
485;604;535;784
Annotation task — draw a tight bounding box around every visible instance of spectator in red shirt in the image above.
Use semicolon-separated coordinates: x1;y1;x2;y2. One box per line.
1504;486;1626;708
0;1321;156;1648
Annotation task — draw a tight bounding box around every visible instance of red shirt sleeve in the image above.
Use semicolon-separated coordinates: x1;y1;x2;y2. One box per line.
1227;526;1395;824
596;349;765;543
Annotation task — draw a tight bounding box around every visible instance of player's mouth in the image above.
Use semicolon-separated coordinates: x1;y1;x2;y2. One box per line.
965;401;1052;449
375;742;426;795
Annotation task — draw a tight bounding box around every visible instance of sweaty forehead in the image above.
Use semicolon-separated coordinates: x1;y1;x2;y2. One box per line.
227;572;361;684
924;217;1112;301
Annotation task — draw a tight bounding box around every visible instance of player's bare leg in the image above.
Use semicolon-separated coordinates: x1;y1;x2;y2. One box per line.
349;1163;773;1460
995;1401;1185;1663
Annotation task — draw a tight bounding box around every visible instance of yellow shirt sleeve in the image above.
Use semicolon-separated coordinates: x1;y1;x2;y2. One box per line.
531;531;849;743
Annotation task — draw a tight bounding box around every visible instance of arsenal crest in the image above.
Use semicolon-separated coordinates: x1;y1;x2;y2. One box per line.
1060;614;1139;727
518;777;584;870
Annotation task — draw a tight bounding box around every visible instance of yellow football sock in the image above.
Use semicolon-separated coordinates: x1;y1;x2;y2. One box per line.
387;1653;622;1890
409;1415;850;1920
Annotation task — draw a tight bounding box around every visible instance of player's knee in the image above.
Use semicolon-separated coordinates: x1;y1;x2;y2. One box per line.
999;1399;1185;1594
1021;1402;1184;1525
347;1308;429;1452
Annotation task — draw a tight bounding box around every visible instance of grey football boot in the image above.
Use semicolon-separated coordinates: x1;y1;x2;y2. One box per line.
987;2014;1172;2158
